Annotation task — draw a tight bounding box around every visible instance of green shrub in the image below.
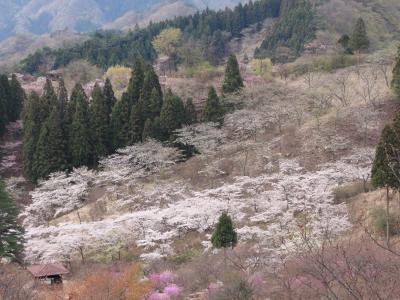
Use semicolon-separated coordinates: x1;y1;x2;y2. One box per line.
369;207;399;236
312;54;360;72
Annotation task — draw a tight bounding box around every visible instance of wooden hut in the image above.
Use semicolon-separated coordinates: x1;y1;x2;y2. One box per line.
27;263;69;284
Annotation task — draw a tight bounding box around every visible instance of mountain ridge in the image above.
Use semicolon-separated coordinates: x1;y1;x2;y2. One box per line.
0;0;245;41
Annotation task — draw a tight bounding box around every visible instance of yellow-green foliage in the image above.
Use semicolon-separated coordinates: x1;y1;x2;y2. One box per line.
183;60;223;78
250;58;272;75
106;65;131;99
152;28;182;56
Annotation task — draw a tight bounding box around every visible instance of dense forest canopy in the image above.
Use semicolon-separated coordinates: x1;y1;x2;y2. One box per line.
20;0;282;73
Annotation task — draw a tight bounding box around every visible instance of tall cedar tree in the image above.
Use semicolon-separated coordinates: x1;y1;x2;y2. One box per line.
350;17;369;52
125;59;145;107
371;124;400;245
130;66;163;142
203;87;224;124
371;125;399;189
39;79;57;123
90;84;111;161
0;180;24;262
142;118;155;141
148;88;163;119
211;212;238;249
222;54;244;94
184;98;197;125
159;89;186;140
9;74;25;122
111;96;131;150
0;76;8;135
129;102;144;144
69;85;92;167
22;92;42;181
103;78;117;116
0;75;11;124
34;105;68;179
391;47;400;98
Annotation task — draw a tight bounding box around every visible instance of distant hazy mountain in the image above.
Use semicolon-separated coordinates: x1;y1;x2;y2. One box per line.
0;0;244;40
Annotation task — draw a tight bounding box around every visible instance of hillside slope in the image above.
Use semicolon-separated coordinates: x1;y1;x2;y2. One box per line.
0;0;245;41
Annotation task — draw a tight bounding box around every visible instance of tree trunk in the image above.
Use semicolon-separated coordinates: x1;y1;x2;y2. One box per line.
386;186;390;248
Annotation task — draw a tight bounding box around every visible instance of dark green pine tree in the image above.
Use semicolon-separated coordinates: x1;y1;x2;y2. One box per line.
103;78;117;116
22;92;42;182
0;75;11;123
110;96;131;150
147;88;163;119
159;89;186;140
90;84;111;161
0;76;8;136
0;180;24;263
124;59;145;107
371;124;400;245
203;87;224;124
69;87;92;167
142;118;155;141
38;78;57;123
67;83;85;126
129;102;144;144
391;47;400;98
57;78;68;122
211;212;237;249
222;54;244;94
140;66;163;105
371;125;399;189
34;105;68;179
350;17;370;52
9;74;25;122
184;97;197;125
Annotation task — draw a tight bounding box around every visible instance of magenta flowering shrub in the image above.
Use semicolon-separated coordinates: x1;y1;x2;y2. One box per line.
148;271;182;300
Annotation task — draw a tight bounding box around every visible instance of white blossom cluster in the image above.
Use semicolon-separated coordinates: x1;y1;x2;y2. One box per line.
21;140;182;226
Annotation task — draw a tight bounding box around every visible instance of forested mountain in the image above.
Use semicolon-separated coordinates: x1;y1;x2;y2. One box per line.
0;0;246;41
21;0;281;73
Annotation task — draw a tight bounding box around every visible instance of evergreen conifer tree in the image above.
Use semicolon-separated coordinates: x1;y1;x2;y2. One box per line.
211;212;237;249
350;17;369;52
203;87;224;124
124;59;145;107
140;67;163;104
142;118;155;141
222;54;244;94
0;76;8;136
34;105;68;179
0;75;11;123
70;87;92;167
148;88;163;119
0;180;24;262
111;97;131;150
22;92;42;182
371;124;400;246
371;125;399;189
391;47;400;98
159;90;186;139
103;78;117;116
39;78;57;123
90;84;111;161
9;74;25;122
67;83;85;125
57;79;68;122
184;97;197;125
129;102;144;144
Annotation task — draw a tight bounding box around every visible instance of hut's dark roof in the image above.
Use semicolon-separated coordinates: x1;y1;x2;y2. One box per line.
27;263;69;278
